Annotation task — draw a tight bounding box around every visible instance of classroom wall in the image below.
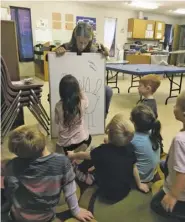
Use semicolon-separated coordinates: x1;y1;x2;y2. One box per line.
143;12;180;25
179;18;185;25
2;1;182;77
2;1;137;45
2;1;181;45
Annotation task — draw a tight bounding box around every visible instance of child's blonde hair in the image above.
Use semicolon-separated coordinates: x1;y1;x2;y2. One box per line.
105;113;134;146
8;125;46;158
177;90;185;112
139;74;161;93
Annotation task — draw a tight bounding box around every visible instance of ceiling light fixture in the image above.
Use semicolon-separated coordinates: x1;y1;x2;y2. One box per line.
174;8;185;14
129;1;159;10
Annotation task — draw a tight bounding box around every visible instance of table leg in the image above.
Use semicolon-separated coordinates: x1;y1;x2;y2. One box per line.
165;73;184;105
106;70;120;93
128;75;141;93
115;71;120;93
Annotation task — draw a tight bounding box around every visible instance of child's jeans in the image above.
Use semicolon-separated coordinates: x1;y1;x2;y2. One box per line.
56;136;95;185
72;146;96;185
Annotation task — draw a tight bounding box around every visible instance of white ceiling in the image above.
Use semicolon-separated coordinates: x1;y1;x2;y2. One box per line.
84;1;185;17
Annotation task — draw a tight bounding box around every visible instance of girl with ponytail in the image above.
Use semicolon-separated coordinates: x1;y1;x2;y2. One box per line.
130;104;162;183
55;75;91;154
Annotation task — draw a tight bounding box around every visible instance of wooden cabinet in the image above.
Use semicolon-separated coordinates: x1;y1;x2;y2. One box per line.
145;20;155;39
154;21;165;40
128;18;165;40
128;18;155;39
128;19;146;39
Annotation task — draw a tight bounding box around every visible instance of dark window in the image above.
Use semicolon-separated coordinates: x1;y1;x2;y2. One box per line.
10;6;34;62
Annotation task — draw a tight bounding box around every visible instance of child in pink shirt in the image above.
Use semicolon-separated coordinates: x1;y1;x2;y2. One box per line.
55;75;91;154
151;91;185;221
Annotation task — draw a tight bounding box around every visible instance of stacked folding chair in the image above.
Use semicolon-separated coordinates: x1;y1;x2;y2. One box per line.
1;56;50;141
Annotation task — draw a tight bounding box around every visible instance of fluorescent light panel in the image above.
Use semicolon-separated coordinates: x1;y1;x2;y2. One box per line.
129;1;159;9
174;8;185;14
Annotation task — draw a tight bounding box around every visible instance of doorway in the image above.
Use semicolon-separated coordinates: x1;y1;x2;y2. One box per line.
104;17;117;57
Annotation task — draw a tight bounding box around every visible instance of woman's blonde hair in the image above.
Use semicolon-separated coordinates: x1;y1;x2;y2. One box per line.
105;113;134;146
177;90;185;112
8;125;46;158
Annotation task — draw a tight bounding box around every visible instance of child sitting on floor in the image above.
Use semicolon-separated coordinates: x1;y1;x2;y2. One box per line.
151;91;185;221
3;126;93;222
55;74;91;154
138;74;161;118
131;104;162;184
68;113;149;203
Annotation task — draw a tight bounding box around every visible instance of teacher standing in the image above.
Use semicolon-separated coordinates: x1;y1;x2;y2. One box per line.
55;22;113;118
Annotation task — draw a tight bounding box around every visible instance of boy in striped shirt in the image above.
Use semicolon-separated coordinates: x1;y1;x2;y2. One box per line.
3;125;93;222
